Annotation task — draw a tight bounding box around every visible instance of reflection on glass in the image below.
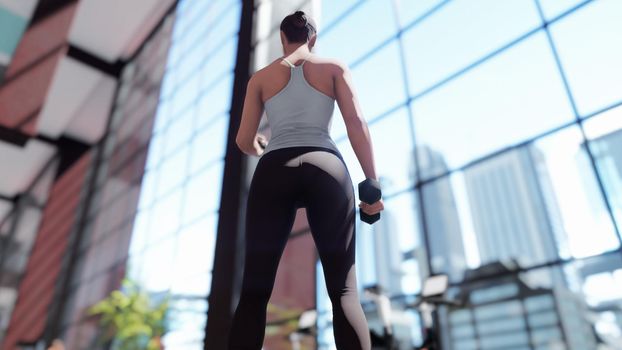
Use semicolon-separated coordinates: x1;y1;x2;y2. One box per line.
549;0;622;116
319;0;360;29
156;145;190;198
163;108;194;157
336;109;414;197
200;2;241;54
393;0;444;28
153;100;172;135
538;0;585;20
138;236;177;292
188;116;228;176
145;132;165;171
181;162;224;227
350;108;414;195
350;40;406;120
200;38;237;84
461;147;561;268
533;126;619;257
173;214;218;278
375;190;426;295
421;174;467;281
316;0;622;348
171;73;200;116
584;105;622;238
149;190;183;245
422;126;619;282
317;0;396;64
402;0;541;96
196;74;235;124
122;4;238;349
411;32;574;179
440;261;605;349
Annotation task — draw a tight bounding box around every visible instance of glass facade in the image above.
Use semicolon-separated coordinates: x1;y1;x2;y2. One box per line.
315;0;622;348
122;0;240;348
0;156;58;344
57;0;241;347
58;13;176;349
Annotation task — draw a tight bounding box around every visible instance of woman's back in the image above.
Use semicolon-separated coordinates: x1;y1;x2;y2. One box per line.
258;55;340;155
261;55;336;103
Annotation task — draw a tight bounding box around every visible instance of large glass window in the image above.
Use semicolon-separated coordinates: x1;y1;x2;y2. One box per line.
584;105;622;237
549;0;622;116
411;32;575;179
317;0;622;347
124;1;240;348
402;0;541;96
317;1;397;65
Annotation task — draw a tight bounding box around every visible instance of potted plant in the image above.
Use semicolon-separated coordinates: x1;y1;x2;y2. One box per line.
87;278;170;350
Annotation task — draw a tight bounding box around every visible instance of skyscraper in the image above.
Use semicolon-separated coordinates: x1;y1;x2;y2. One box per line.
587;128;622;226
417;146;468;281
462;147;559;267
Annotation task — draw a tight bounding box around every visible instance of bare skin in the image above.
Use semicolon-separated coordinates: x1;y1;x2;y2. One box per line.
236;31;384;216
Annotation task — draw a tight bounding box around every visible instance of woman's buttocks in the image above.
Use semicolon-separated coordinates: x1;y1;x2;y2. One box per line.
259;146;350;184
260;146;343;165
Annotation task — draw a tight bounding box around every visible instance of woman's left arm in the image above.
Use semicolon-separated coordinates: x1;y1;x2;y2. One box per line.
236;75;266;156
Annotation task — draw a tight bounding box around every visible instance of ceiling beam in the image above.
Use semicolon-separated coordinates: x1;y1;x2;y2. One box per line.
67;44;124;79
0;125;29;147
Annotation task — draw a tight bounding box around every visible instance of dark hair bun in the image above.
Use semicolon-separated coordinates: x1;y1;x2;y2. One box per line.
280;10;315;43
294;10;307;27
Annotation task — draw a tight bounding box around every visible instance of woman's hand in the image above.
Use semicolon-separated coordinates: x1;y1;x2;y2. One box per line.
253;133;268;156
359;198;384;216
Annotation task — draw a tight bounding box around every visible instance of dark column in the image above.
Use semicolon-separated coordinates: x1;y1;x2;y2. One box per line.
204;0;254;349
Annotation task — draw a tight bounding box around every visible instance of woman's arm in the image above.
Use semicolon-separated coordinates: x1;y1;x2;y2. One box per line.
236;75;265;156
334;61;378;181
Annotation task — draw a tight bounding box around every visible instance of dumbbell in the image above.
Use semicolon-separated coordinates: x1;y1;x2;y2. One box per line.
358;178;382;224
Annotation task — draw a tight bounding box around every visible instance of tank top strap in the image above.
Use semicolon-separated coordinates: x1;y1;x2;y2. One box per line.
282;57;307;68
282;57;296;68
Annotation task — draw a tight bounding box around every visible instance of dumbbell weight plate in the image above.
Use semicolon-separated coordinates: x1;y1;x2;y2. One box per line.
358;178;382;224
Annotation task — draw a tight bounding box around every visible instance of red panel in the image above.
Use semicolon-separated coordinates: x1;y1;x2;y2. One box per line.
0;48;65;131
0;2;77;133
1;151;94;349
5;3;77;78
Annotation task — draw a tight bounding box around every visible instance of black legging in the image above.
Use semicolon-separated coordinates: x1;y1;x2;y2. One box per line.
228;146;371;349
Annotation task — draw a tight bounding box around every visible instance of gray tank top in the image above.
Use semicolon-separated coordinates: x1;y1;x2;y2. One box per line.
262;57;339;156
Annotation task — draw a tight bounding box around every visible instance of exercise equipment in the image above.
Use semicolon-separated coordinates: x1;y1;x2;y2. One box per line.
358;178;382;224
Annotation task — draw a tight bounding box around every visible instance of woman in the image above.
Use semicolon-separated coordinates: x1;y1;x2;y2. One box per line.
230;10;383;349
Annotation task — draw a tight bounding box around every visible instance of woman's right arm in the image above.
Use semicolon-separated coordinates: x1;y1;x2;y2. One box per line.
334;61;378;181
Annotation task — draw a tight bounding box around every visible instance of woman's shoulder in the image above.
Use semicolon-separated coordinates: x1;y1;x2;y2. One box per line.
305;55;344;69
252;55;344;82
302;56;349;81
308;56;349;78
